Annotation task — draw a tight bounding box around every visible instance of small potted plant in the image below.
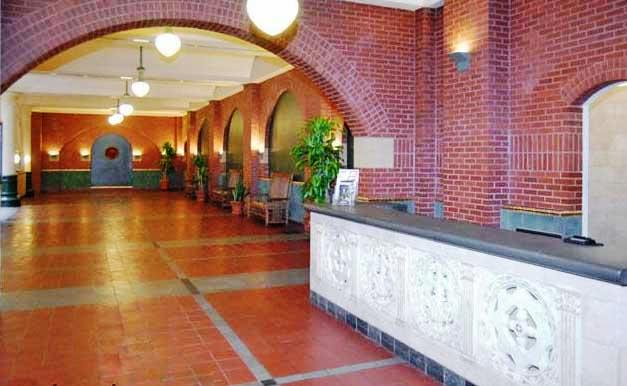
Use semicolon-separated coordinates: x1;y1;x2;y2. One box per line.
230;179;248;216
159;142;176;191
192;154;208;202
291;117;342;233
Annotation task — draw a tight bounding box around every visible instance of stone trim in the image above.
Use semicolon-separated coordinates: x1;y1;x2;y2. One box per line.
310;290;476;386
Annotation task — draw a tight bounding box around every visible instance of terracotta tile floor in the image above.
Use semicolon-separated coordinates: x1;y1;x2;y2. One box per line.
0;190;437;386
207;286;394;377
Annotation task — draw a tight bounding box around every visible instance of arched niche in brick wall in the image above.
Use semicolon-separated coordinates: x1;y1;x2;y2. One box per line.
197;119;210;156
266;91;304;181
224;109;244;173
580;81;627;243
1;0;390;137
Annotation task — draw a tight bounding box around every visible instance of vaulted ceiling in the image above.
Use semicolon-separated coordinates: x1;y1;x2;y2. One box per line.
9;28;292;116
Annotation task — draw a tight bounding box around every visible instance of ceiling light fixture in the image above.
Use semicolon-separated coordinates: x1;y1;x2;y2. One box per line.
108;100;124;125
119;80;134;116
155;28;181;57
131;46;150;97
246;0;299;36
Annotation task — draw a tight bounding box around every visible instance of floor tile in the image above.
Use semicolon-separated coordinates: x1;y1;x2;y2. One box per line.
206;285;393;377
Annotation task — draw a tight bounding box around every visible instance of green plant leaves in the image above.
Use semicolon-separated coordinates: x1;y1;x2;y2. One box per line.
290;117;342;204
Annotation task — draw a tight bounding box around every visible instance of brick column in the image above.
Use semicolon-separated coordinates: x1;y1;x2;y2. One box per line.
438;0;510;226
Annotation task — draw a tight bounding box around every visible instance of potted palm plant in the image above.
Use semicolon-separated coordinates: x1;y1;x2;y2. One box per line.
230;179;248;215
159;142;176;191
192;154;208;202
291;117;342;232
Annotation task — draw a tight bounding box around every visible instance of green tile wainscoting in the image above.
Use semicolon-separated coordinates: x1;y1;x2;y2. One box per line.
133;170;162;189
500;206;582;237
41;170;91;192
40;169;162;191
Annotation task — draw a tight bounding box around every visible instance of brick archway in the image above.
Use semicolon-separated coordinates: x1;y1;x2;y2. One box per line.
1;0;389;136
560;55;627;106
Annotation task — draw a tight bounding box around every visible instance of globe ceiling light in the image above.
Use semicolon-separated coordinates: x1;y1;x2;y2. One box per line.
246;0;299;37
131;46;150;97
119;102;134;116
155;28;181;58
108;112;124;125
119;79;134;116
108;100;124;125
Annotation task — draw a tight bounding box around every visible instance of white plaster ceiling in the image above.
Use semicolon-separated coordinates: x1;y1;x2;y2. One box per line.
342;0;443;10
9;28;292;116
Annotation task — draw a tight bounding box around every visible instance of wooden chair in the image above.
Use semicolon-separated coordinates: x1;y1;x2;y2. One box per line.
248;172;293;226
183;170;196;198
210;169;240;208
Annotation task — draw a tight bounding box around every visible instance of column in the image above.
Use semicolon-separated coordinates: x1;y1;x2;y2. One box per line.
1;92;21;207
21;105;34;197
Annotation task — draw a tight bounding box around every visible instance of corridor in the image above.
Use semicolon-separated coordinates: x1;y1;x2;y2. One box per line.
0;191;436;386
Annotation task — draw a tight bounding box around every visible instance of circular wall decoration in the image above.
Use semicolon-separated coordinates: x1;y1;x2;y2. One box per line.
105;147;119;160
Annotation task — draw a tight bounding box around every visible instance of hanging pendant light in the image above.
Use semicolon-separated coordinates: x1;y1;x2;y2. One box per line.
131;46;150;97
108;100;124;125
119;80;134;116
155;28;181;58
246;0;299;36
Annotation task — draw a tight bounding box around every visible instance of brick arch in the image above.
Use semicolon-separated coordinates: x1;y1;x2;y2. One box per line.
1;0;389;136
560;55;627;106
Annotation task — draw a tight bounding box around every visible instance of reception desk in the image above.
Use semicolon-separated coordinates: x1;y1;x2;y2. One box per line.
307;204;627;386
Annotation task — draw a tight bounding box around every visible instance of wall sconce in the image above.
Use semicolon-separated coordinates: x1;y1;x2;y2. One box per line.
258;147;269;164
132;150;143;162
23;154;31;166
80;149;91;162
449;42;471;72
48;150;60;162
449;51;471;72
14;153;21;165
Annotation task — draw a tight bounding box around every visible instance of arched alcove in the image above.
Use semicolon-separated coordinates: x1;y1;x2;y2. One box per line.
197;119;210;156
90;133;132;186
267;91;304;180
582;82;627;246
225;110;244;172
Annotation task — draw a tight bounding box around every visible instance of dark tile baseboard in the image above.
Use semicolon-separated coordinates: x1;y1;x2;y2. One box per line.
309;291;477;386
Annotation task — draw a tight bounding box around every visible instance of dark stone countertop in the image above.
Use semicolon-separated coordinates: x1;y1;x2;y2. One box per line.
306;204;627;286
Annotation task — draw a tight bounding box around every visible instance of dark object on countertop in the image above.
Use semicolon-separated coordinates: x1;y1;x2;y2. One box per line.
563;235;604;247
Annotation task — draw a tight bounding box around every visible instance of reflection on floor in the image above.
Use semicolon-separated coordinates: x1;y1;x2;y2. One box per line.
0;190;437;386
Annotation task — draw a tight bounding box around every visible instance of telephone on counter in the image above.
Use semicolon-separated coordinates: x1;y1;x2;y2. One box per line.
563;235;604;247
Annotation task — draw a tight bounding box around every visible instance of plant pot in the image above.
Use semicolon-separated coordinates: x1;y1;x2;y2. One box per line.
196;189;205;202
159;176;169;191
231;201;243;216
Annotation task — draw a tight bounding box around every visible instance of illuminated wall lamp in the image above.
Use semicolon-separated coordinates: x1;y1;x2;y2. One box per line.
132;150;143;162
257;146;269;164
80;149;91;162
48;150;60;162
449;51;471;72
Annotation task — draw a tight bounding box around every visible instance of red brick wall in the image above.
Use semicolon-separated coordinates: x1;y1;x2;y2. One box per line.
414;8;439;216
507;0;627;213
32;113;182;191
434;0;510;226
5;0;627;225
